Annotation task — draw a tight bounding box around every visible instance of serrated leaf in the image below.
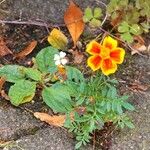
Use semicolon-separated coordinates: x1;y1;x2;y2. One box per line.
24;68;42;81
130;24;142;35
47;28;68;50
89;18;101;27
66;66;84;83
9;80;36;106
35;46;58;73
42;85;73;113
0;65;25;83
121;32;133;43
118;22;129;33
94;7;102;18
83;7;93;22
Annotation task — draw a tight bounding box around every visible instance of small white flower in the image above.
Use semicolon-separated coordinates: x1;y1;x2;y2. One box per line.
54;51;68;66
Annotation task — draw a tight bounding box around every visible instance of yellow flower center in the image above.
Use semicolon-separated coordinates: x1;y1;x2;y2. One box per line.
100;47;110;59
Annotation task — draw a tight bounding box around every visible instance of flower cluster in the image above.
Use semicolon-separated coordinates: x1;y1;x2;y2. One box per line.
54;51;68;66
86;36;125;75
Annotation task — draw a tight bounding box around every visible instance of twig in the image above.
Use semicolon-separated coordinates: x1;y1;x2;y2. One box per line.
0;20;49;27
95;0;108;26
0;0;6;5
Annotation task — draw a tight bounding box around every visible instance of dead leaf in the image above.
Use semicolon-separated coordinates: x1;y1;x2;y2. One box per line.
111;11;123;27
130;36;147;55
48;28;68;50
34;112;74;127
64;1;85;47
1;90;10;100
0;77;5;92
14;40;37;59
69;49;84;64
129;82;149;92
0;37;12;57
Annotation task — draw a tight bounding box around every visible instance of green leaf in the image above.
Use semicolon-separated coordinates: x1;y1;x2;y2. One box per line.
130;24;142;35
66;66;84;83
89;18;101;27
122;102;135;111
75;141;82;149
24;68;42;81
94;7;102;18
9;80;36;106
117;103;123;114
35;46;58;73
121;32;133;43
0;65;25;83
124;121;135;129
118;22;129;33
42;85;73;113
83;7;93;22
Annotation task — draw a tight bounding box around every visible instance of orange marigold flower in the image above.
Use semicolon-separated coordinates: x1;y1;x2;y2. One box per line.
86;36;125;75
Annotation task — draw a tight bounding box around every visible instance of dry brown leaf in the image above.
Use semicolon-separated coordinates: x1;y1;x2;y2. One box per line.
0;77;5;92
69;49;84;64
130;36;147;55
1;90;10;100
14;40;37;59
64;1;85;47
34;112;74;127
129;82;149;92
0;37;12;57
111;11;123;26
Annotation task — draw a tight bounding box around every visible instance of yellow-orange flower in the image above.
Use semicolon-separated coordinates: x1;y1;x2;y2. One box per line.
86;36;125;75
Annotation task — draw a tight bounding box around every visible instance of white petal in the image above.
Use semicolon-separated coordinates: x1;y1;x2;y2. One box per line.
61;58;68;65
59;51;66;58
55;60;61;65
54;54;60;60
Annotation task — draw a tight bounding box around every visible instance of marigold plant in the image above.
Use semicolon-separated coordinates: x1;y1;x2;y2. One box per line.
86;36;125;75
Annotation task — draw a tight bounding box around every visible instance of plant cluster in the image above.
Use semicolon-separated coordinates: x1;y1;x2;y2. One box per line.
0;44;134;149
0;1;139;149
83;0;150;43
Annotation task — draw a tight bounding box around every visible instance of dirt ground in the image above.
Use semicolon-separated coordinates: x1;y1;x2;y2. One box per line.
0;0;150;150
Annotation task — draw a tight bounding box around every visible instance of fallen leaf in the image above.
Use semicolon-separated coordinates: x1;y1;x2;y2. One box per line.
1;90;10;100
0;37;12;57
131;45;147;55
14;40;37;59
129;82;149;92
69;49;84;64
130;36;147;55
34;112;74;127
64;1;85;47
48;28;68;50
0;77;5;92
111;11;123;26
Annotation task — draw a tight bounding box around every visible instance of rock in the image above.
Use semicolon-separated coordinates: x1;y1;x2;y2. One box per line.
5;127;92;150
110;57;150;150
3;0;107;24
0;100;44;141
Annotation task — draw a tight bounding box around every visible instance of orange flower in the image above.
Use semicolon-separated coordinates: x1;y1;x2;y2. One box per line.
86;36;125;75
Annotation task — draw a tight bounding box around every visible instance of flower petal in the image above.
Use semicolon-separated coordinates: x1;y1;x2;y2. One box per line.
54;54;60;60
103;36;118;49
110;48;125;64
87;55;102;71
61;58;68;65
59;51;66;58
55;60;61;65
86;41;101;55
101;59;117;75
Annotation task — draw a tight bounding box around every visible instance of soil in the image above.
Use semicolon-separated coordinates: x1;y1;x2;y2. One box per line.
0;0;150;150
